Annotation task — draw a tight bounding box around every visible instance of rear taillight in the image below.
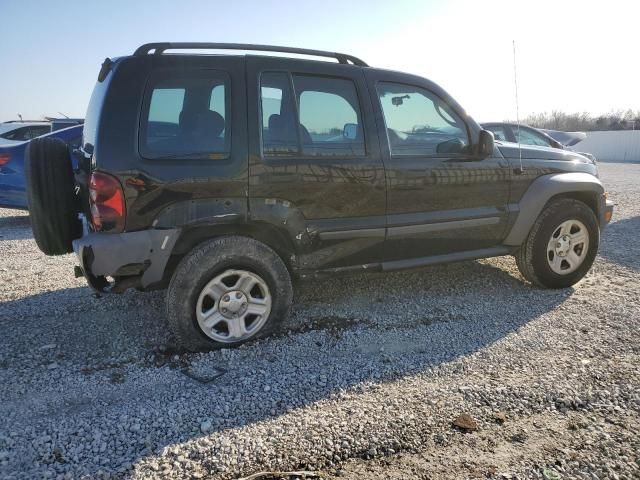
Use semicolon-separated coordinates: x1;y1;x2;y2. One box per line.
89;172;125;232
0;153;10;167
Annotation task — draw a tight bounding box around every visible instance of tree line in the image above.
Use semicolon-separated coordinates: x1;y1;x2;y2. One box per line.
522;110;640;132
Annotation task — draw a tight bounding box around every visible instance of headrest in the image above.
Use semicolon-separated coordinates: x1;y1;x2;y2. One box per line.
268;114;283;132
196;110;225;138
179;109;225;138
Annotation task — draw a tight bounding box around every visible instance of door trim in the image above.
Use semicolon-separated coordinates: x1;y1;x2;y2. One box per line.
387;216;501;238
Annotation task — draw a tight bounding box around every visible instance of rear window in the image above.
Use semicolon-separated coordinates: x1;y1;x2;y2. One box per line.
140;70;230;160
1;126;50;141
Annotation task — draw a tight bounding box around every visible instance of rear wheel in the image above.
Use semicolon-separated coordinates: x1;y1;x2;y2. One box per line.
516;198;599;288
25;137;81;255
166;236;293;351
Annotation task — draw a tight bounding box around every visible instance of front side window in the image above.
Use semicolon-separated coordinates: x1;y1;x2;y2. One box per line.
377;82;469;156
141;70;230;159
514;127;551;147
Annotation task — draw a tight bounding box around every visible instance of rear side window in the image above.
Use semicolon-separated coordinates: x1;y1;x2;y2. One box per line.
140;70;230;160
29;125;51;139
259;72;366;157
261;72;298;155
514;128;551;147
293;75;365;157
1;126;43;141
485;125;509;142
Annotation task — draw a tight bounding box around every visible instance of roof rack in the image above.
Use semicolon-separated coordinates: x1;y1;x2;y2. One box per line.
133;42;368;67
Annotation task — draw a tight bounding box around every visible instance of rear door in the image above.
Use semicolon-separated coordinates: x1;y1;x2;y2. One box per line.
365;70;512;261
246;57;386;271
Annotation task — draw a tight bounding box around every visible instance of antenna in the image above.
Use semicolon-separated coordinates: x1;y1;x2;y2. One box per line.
512;40;524;175
58;112;70;119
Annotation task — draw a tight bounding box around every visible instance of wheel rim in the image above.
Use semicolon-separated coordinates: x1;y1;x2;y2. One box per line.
546;219;590;275
196;269;272;343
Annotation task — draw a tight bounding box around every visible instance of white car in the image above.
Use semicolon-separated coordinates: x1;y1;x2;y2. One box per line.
0;122;52;146
0;119;84;146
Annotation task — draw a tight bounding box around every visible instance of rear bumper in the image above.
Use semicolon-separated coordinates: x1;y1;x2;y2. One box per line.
72;228;180;294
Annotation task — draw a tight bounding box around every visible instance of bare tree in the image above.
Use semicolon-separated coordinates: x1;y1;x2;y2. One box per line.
522;109;640;131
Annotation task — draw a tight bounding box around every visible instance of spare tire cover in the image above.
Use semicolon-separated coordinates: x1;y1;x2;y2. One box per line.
25;137;82;255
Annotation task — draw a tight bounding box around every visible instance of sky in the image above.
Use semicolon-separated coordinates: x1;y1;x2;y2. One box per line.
1;0;639;124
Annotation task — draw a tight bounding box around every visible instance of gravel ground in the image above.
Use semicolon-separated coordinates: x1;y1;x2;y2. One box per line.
0;162;638;480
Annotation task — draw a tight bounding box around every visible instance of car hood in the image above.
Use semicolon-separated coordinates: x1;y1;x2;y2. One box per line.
496;141;594;164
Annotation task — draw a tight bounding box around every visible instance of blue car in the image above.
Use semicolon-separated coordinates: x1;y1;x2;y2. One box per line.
0;124;83;210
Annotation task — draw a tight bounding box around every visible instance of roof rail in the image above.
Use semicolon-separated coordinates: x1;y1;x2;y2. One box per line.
133;42;368;67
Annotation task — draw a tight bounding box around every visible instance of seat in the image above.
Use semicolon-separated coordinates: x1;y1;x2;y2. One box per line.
267;114;297;148
299;123;313;145
179;109;225;151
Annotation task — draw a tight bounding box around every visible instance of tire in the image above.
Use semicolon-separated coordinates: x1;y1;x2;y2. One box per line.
516;198;599;289
25;137;81;255
166;236;293;352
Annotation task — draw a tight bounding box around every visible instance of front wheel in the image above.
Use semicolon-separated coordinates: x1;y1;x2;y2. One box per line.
516;198;599;289
166;236;293;351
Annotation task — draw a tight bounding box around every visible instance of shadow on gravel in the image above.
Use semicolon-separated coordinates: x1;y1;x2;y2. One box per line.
600;215;640;271
0;259;572;477
0;212;32;242
0;211;30;228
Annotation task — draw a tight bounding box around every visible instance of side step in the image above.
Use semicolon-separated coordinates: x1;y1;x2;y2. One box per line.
381;246;513;272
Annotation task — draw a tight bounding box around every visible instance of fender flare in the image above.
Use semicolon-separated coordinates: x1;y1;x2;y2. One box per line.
503;172;605;246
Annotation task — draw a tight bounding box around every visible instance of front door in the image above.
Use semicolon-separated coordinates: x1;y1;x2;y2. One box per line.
364;71;512;261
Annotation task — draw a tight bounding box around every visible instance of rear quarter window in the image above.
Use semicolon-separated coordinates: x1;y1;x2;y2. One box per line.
139;70;231;160
83;75;112;153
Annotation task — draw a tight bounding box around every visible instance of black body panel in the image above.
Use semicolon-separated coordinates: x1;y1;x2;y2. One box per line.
89;55;249;232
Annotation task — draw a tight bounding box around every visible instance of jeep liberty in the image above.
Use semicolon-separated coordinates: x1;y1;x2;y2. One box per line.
24;43;614;351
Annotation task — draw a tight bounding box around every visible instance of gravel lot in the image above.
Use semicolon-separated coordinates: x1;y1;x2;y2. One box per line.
1;162;638;480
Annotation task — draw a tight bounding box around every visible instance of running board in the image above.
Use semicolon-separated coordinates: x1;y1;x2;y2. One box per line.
381;246;513;272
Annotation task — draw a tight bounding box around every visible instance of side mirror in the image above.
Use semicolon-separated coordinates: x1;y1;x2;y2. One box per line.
478;129;495;158
436;137;465;154
551;139;563;149
343;123;358;140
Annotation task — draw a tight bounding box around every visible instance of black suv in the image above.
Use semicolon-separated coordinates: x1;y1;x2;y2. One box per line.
25;43;613;351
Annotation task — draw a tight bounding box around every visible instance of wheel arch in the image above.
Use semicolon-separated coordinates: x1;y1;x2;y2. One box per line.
163;222;298;286
549;191;599;218
504;172;605;246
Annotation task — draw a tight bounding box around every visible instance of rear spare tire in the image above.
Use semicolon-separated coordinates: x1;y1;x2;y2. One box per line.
25;137;81;255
